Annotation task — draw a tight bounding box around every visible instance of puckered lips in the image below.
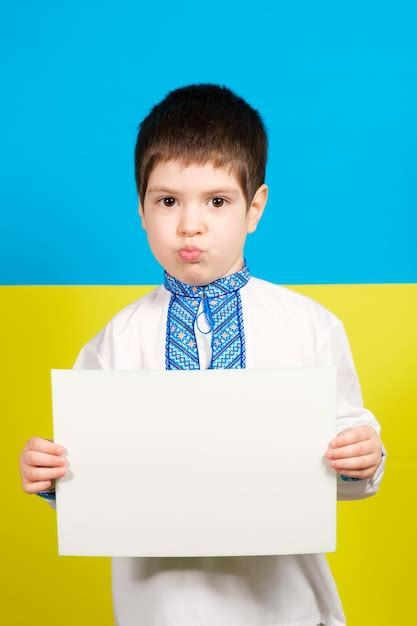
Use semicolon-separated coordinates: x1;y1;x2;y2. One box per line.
179;246;203;262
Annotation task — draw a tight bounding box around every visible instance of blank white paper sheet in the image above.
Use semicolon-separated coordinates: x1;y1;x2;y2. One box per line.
50;367;337;557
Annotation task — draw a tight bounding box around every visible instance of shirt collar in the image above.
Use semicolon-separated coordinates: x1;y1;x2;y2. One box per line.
164;258;251;298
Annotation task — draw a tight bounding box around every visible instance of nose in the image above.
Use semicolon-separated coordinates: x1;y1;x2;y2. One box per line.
177;205;205;236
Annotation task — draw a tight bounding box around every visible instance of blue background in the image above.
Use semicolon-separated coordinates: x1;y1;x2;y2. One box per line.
1;0;416;285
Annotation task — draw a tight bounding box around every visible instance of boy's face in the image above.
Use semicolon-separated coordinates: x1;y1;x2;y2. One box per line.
139;159;268;286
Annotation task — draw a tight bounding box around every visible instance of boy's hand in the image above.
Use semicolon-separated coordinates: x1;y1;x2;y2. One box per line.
19;437;67;494
325;425;382;479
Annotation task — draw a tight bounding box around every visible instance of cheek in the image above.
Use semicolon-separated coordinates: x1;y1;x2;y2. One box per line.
145;221;174;260
218;218;247;244
147;219;170;242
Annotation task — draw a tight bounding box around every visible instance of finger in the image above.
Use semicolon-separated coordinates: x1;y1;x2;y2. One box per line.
329;426;374;449
326;440;374;460
23;480;55;494
23;464;67;483
26;437;65;455
23;450;66;468
329;453;378;471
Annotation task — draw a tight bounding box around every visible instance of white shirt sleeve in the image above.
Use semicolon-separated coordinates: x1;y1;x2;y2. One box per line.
330;320;387;500
36;489;57;508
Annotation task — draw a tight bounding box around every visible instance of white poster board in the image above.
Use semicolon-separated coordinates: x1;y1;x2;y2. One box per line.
51;367;337;557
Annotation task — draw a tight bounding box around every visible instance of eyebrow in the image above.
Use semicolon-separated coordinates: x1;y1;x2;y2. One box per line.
147;187;240;196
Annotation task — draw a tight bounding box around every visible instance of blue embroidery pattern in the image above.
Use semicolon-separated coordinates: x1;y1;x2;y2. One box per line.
164;260;250;370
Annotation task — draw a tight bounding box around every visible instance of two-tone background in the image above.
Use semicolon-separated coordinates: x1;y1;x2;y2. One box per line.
2;1;416;624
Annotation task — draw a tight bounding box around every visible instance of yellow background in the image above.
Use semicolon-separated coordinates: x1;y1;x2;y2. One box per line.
4;284;416;625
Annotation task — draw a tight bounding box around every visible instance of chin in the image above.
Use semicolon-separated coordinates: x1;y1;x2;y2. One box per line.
179;263;212;286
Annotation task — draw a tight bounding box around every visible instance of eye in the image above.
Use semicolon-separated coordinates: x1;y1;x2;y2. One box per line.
156;197;176;208
211;197;227;208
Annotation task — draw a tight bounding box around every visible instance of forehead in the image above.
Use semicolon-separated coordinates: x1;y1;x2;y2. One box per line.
147;159;242;196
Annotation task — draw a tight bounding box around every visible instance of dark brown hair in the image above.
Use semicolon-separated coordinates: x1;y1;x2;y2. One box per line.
134;83;268;210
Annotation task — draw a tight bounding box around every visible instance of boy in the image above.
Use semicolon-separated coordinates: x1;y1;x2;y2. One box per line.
19;83;386;626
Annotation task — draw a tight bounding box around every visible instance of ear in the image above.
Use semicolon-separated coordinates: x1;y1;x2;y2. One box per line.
138;201;146;230
247;184;268;234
